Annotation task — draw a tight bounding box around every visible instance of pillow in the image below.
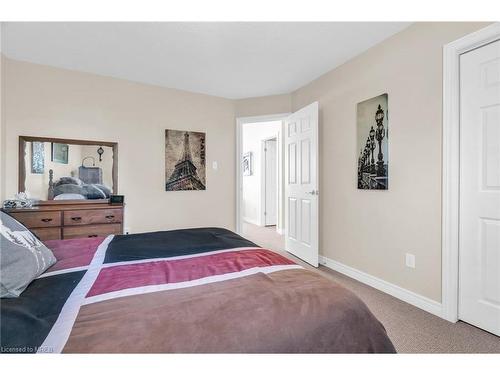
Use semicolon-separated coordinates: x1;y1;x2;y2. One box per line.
94;184;112;198
53;184;85;197
0;212;57;298
54;176;83;187
54;193;86;200
81;184;106;199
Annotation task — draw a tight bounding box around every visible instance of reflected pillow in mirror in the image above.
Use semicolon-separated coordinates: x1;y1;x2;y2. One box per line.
53;193;86;200
54;176;84;187
81;185;106;199
94;184;111;198
53;184;84;197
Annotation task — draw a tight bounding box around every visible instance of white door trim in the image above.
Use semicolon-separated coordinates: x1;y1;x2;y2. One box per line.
442;22;500;323
236;113;289;235
261;136;278;227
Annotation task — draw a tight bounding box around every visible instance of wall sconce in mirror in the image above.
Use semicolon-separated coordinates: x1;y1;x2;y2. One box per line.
97;146;104;162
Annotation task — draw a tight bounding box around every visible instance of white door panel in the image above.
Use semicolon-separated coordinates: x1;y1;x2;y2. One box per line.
459;39;500;336
288;197;297;239
300;199;311;245
288;143;297;184
482;106;500;189
285;102;319;266
301;139;311;184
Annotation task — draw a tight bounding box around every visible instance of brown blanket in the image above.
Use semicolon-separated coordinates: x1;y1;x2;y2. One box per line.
64;268;395;353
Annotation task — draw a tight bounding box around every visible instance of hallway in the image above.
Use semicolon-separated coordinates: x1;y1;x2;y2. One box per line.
242;221;285;252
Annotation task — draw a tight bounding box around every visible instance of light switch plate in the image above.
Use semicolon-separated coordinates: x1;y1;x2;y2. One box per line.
212;161;218;170
405;253;416;269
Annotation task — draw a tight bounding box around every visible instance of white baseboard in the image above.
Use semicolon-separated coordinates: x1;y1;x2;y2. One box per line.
319;255;444;319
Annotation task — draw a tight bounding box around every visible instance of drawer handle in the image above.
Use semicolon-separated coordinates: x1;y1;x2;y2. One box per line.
88;234;98;238
71;217;82;221
105;215;115;219
41;218;53;223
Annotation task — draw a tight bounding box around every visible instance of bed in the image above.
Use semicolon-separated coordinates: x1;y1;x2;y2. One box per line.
49;175;112;201
0;227;396;353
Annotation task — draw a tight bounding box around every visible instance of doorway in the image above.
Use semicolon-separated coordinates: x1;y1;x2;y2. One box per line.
442;23;500;334
236;103;319;267
236;115;286;252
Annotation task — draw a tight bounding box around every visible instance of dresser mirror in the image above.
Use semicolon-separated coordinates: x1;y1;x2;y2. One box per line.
19;136;118;204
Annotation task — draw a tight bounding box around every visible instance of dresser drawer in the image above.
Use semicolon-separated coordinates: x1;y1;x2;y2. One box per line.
64;208;123;226
63;224;122;239
32;227;62;241
10;211;61;228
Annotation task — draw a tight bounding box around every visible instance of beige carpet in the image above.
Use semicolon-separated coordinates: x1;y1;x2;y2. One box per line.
242;222;500;353
242;222;285;252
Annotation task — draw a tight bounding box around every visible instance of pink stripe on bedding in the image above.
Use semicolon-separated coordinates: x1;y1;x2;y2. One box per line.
44;237;105;272
87;249;295;297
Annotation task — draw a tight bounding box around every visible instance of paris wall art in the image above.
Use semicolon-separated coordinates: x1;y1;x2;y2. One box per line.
165;129;206;191
357;93;389;190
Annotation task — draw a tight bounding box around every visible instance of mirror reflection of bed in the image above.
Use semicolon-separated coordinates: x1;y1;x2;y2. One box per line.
23;140;115;201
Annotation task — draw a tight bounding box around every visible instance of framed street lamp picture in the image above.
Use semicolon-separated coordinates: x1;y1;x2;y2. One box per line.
356;93;388;190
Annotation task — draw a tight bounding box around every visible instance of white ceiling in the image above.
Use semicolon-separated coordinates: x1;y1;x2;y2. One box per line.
3;22;410;99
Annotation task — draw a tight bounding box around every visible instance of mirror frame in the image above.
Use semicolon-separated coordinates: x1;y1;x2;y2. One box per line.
19;135;118;205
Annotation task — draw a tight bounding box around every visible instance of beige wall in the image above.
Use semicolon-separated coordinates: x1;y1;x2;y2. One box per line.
1;23;5;201
0;23;3;201
1;22;492;303
0;53;4;203
291;22;490;302
235;93;291;118
2;59;236;233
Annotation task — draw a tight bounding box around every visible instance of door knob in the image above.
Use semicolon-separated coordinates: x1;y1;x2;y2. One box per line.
307;190;319;195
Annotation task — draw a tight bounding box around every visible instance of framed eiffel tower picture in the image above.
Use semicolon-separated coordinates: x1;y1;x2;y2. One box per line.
165;129;206;191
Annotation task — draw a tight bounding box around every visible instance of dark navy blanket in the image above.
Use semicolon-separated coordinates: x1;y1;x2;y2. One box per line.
104;227;256;263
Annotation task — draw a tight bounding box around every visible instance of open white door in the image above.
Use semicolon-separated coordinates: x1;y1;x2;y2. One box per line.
284;102;319;267
459;39;500;336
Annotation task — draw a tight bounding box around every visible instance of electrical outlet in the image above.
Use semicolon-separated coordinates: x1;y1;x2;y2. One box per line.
405;253;416;269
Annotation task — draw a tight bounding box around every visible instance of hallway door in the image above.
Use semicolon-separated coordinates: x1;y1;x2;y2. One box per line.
284;102;319;267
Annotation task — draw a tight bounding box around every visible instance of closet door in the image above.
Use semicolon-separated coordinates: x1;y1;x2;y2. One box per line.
459;39;500;336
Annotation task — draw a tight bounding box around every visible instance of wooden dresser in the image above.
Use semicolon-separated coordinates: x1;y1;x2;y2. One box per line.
3;202;124;241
